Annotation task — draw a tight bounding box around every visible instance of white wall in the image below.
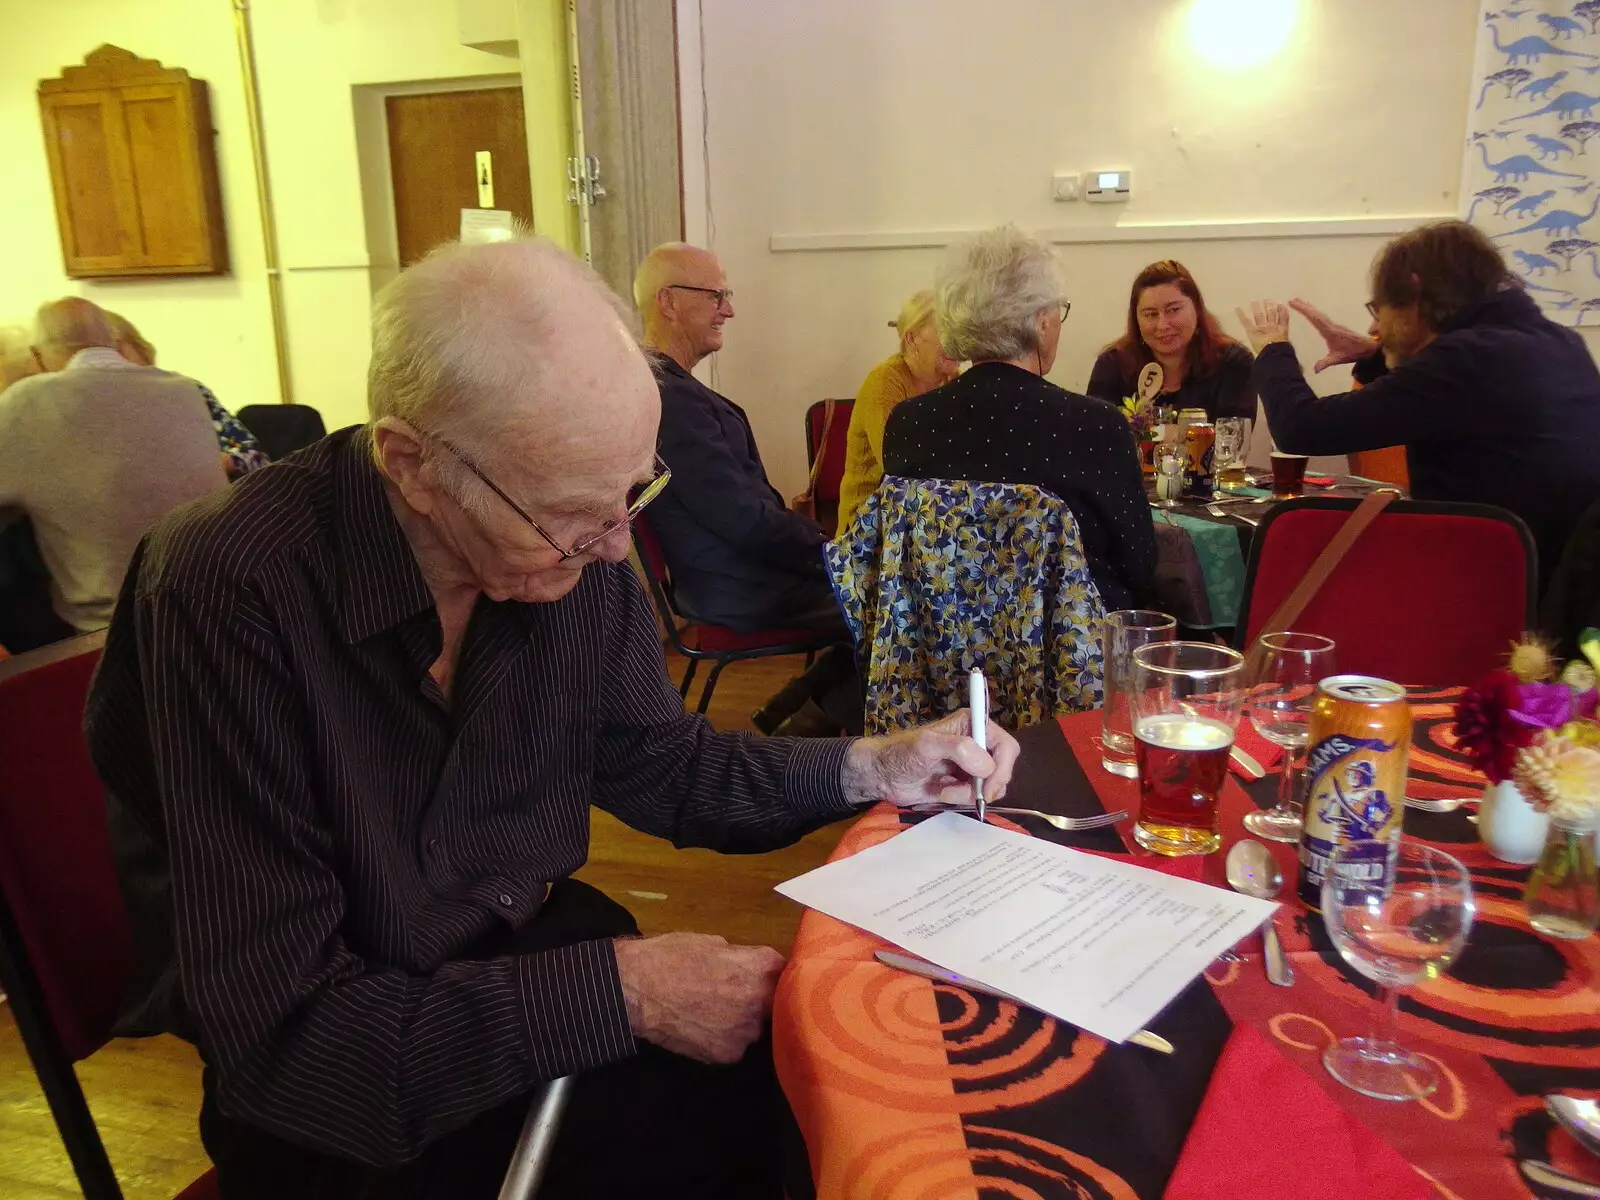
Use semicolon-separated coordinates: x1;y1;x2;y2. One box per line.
687;0;1482;495
0;0;524;432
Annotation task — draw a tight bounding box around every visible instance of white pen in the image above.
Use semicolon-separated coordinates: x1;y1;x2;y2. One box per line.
969;667;988;823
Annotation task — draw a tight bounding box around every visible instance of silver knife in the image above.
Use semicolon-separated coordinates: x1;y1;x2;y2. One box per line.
873;950;1175;1054
1519;1160;1600;1198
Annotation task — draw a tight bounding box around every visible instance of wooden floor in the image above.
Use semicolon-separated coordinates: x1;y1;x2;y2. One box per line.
0;651;838;1199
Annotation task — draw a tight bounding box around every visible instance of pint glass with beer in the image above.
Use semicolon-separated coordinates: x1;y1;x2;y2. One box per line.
1130;642;1247;855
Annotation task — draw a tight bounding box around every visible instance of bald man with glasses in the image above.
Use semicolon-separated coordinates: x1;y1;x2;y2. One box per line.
89;238;1018;1198
635;243;860;736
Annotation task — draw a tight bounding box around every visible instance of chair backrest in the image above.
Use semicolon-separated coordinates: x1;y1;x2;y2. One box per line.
826;476;1105;733
804;399;854;538
1235;498;1536;686
0;632;131;1063
631;515;690;647
234;403;328;461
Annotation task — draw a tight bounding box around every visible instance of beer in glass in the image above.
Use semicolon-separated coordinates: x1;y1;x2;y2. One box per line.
1270;451;1309;498
1214;417;1250;492
1130;642;1247;855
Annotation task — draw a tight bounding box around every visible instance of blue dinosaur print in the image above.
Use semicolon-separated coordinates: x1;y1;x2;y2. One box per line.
1487;21;1600;63
1575;183;1596;194
1514;248;1562;275
1505;188;1557;215
1585;63;1600;74
1494;128;1516;139
1507;91;1600;120
1536;13;1586;38
1574;298;1600;324
1519;69;1569;100
1494;193;1600;238
1477;142;1587;181
1527;133;1576;159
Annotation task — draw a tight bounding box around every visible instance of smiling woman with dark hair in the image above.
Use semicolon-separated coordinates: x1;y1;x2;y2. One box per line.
1086;259;1255;421
1239;219;1600;596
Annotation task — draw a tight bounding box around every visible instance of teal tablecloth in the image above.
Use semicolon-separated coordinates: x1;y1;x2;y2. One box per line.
1152;509;1246;630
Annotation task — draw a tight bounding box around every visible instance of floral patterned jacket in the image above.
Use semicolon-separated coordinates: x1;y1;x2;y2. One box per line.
825;476;1105;734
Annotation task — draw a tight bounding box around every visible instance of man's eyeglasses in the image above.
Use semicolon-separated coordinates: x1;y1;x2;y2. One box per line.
1364;300;1380;319
431;436;671;560
1058;301;1073;323
667;284;735;307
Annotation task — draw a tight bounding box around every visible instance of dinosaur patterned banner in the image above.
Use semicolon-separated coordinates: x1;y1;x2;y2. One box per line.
1464;1;1600;324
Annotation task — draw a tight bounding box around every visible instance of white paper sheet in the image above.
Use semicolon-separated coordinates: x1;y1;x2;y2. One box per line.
776;812;1278;1043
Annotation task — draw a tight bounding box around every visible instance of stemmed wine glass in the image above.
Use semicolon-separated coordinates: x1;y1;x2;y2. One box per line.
1243;632;1337;842
1322;840;1475;1102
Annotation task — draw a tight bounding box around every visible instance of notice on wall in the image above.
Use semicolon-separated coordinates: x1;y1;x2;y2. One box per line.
460;208;516;245
776;812;1276;1043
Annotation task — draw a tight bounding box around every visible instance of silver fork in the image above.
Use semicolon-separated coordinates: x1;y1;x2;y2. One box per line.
1206;503;1260;527
1404;796;1480;814
986;807;1129;831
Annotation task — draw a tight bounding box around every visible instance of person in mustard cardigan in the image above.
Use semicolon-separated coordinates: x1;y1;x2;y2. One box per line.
837;290;958;523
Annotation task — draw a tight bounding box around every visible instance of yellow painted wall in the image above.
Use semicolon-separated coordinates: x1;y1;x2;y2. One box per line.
0;0;573;432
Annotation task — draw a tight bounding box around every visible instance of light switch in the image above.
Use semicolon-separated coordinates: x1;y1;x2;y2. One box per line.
1052;172;1080;201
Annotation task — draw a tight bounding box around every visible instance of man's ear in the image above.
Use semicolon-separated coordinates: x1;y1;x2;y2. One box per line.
655;288;678;324
372;418;438;516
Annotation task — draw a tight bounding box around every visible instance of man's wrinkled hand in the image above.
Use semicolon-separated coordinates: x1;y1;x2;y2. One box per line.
841;708;1021;809
613;932;784;1064
1288;298;1380;373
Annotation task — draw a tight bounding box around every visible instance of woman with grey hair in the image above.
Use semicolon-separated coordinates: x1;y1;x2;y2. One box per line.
882;225;1156;610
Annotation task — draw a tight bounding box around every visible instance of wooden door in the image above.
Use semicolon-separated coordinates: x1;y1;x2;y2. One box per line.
386;87;533;267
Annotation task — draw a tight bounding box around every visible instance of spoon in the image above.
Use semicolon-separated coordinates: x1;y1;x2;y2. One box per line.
1548;1095;1600;1160
1225;839;1293;987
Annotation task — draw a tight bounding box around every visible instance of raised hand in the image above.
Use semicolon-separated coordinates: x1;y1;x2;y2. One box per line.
1235;300;1293;356
1288;298;1379;372
841;707;1021;809
613;931;786;1063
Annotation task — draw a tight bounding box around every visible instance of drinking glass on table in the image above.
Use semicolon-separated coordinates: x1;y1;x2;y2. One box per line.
1214;417;1250;492
1270;450;1309;498
1100;610;1178;778
1129;642;1247;856
1243;632;1337;843
1322;840;1474;1102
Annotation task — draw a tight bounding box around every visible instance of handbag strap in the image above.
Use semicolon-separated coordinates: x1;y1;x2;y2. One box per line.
800;399;839;500
1253;489;1400;643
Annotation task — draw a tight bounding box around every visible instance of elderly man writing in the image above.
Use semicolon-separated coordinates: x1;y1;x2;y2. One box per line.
87;239;1017;1199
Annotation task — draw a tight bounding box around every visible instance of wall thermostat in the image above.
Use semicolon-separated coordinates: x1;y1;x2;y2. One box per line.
1085;169;1132;203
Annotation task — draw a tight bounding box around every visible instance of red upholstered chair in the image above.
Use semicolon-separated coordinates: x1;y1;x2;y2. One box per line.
803;398;855;537
1233;498;1536;686
0;635;573;1200
633;515;848;714
0;632;220;1199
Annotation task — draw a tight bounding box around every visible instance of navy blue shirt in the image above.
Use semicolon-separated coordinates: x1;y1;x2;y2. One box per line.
1254;287;1600;590
883;362;1157;612
648;354;829;630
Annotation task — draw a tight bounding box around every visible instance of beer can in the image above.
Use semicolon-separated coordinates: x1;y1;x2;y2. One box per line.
1184;422;1216;495
1296;676;1411;910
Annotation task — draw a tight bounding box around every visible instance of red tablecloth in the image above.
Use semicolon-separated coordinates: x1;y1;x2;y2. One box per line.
773;689;1600;1199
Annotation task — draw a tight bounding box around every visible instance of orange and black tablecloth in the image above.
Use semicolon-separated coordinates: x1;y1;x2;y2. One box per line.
773;688;1600;1199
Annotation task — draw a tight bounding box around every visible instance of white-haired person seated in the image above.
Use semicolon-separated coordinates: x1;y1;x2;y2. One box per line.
87;235;1020;1199
103;309;269;478
881;225;1156;612
837;290;960;522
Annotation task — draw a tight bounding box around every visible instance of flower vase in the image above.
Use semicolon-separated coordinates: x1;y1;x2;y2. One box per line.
1524;818;1600;940
1478;780;1552;865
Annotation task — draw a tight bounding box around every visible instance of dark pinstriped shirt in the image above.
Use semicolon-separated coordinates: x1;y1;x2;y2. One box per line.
86;426;855;1168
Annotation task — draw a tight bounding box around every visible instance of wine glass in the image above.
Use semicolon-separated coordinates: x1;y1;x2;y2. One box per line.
1243;632;1337;843
1321;840;1475;1102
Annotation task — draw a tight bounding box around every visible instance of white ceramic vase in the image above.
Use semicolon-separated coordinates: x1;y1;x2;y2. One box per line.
1478;780;1552;866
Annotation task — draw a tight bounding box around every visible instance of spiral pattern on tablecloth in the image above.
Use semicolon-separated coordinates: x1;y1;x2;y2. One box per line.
839;1123;1140;1200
